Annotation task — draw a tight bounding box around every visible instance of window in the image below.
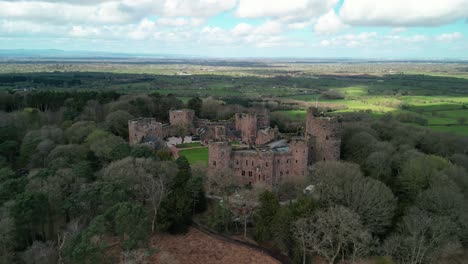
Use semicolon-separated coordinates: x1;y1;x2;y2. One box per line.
245;160;248;165
249;171;253;177
236;160;239;165
296;160;298;163
242;170;245;176
326;135;329;140
266;162;268;167
213;161;216;166
280;171;283;176
277;159;280;164
251;161;254;166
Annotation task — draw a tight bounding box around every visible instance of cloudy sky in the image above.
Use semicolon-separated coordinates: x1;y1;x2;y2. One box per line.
0;0;467;58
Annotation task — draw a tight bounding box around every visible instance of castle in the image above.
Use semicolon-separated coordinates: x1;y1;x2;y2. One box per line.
207;107;341;188
128;107;341;189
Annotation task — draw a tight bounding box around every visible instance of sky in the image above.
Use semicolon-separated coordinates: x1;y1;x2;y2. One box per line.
0;0;467;58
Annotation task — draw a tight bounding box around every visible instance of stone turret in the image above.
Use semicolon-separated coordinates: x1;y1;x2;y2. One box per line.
305;107;341;163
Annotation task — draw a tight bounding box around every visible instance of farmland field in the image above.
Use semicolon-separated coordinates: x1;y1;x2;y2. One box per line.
1;60;467;136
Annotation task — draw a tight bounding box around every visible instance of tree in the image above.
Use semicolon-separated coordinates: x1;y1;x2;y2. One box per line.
64;121;96;144
157;157;195;234
311;161;397;234
294;206;372;264
104;110;134;139
101;157;177;233
85;129;125;162
397;154;450;203
254;191;280;241
384;207;459;264
187;97;202;116
230;188;258;239
12;192;49;248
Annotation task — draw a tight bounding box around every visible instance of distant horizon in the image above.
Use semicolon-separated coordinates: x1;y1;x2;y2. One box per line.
0;48;467;61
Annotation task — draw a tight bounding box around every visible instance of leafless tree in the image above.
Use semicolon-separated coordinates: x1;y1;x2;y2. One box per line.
294;206;371;264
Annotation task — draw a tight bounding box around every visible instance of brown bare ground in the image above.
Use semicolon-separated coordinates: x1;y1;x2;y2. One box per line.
150;228;280;264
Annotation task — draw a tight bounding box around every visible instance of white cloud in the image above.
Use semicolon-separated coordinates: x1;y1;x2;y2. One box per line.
69;26;101;37
128;18;157;40
340;0;468;26
318;32;378;48
232;23;253;36
314;10;347;34
236;0;338;23
436;32;463;41
162;0;237;17
156;17;188;27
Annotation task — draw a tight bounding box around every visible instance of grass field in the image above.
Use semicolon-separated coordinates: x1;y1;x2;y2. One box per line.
178;147;208;166
279;85;468;136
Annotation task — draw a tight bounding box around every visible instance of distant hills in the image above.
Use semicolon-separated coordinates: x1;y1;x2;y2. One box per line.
0;49;184;59
0;49;466;63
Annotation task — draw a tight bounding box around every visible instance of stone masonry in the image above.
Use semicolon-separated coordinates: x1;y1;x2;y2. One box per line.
208;138;309;187
305;107;342;163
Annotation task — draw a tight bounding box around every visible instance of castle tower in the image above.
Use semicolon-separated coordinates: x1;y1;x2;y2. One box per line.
235;113;257;144
289;138;309;180
169;109;195;128
305;107;341;163
208;142;232;178
128;118;164;145
214;126;227;141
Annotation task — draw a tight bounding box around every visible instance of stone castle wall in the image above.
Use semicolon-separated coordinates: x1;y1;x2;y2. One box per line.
208;139;309;189
305;107;342;163
235;113;258;144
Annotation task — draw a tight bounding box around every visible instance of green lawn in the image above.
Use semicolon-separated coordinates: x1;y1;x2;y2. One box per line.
178;147;208;166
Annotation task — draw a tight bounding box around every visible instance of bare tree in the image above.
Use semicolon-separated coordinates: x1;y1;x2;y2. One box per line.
294;206;371;264
230;188;259;239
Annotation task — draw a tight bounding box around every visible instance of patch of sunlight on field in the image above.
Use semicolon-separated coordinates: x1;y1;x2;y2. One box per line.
334;86;368;97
